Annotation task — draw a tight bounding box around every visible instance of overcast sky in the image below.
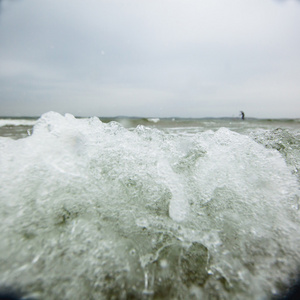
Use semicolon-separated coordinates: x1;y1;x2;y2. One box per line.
0;0;299;118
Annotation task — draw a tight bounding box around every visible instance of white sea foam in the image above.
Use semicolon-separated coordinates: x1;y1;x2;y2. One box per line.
0;112;299;300
0;119;36;127
147;118;160;123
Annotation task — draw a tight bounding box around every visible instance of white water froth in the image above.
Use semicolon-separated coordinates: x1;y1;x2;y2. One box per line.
0;112;300;300
0;119;36;127
147;118;160;123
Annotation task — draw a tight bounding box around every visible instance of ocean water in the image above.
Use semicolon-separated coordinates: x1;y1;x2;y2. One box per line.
0;112;299;300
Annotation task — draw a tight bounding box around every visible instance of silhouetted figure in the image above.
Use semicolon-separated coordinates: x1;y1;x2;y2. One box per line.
240;111;245;120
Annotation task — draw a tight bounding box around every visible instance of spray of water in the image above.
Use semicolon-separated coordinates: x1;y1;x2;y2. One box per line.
0;112;299;299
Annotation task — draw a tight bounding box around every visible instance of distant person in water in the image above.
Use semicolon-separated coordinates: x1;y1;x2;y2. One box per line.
240;111;245;120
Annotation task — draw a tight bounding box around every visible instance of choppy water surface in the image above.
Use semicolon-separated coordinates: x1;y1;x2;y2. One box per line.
0;112;300;299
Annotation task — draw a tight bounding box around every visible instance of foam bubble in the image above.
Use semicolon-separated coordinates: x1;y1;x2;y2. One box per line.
0;112;299;299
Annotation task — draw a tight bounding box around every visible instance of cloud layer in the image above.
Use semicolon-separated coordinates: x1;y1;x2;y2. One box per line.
0;0;299;117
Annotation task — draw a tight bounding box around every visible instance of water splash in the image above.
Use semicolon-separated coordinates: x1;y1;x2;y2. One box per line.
0;112;299;299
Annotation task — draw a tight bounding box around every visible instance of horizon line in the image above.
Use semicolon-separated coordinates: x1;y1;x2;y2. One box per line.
0;115;299;121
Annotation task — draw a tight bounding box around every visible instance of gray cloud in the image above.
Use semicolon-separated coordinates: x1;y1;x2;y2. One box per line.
0;0;300;117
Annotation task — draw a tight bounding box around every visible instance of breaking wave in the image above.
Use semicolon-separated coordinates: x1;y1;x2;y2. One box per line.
0;112;299;299
0;119;36;127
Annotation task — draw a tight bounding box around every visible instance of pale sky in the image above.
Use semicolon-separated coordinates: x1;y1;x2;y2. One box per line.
0;0;299;118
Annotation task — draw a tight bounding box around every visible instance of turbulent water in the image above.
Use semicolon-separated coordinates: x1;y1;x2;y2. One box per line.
0;112;300;300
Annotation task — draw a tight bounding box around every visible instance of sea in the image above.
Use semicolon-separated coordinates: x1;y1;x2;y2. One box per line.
0;111;299;300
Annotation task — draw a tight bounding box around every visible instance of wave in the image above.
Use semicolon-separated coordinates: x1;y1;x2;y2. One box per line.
0;118;37;127
147;118;160;123
0;112;299;299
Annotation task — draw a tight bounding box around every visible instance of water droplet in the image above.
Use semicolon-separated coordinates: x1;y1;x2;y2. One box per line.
159;259;168;269
129;249;136;256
